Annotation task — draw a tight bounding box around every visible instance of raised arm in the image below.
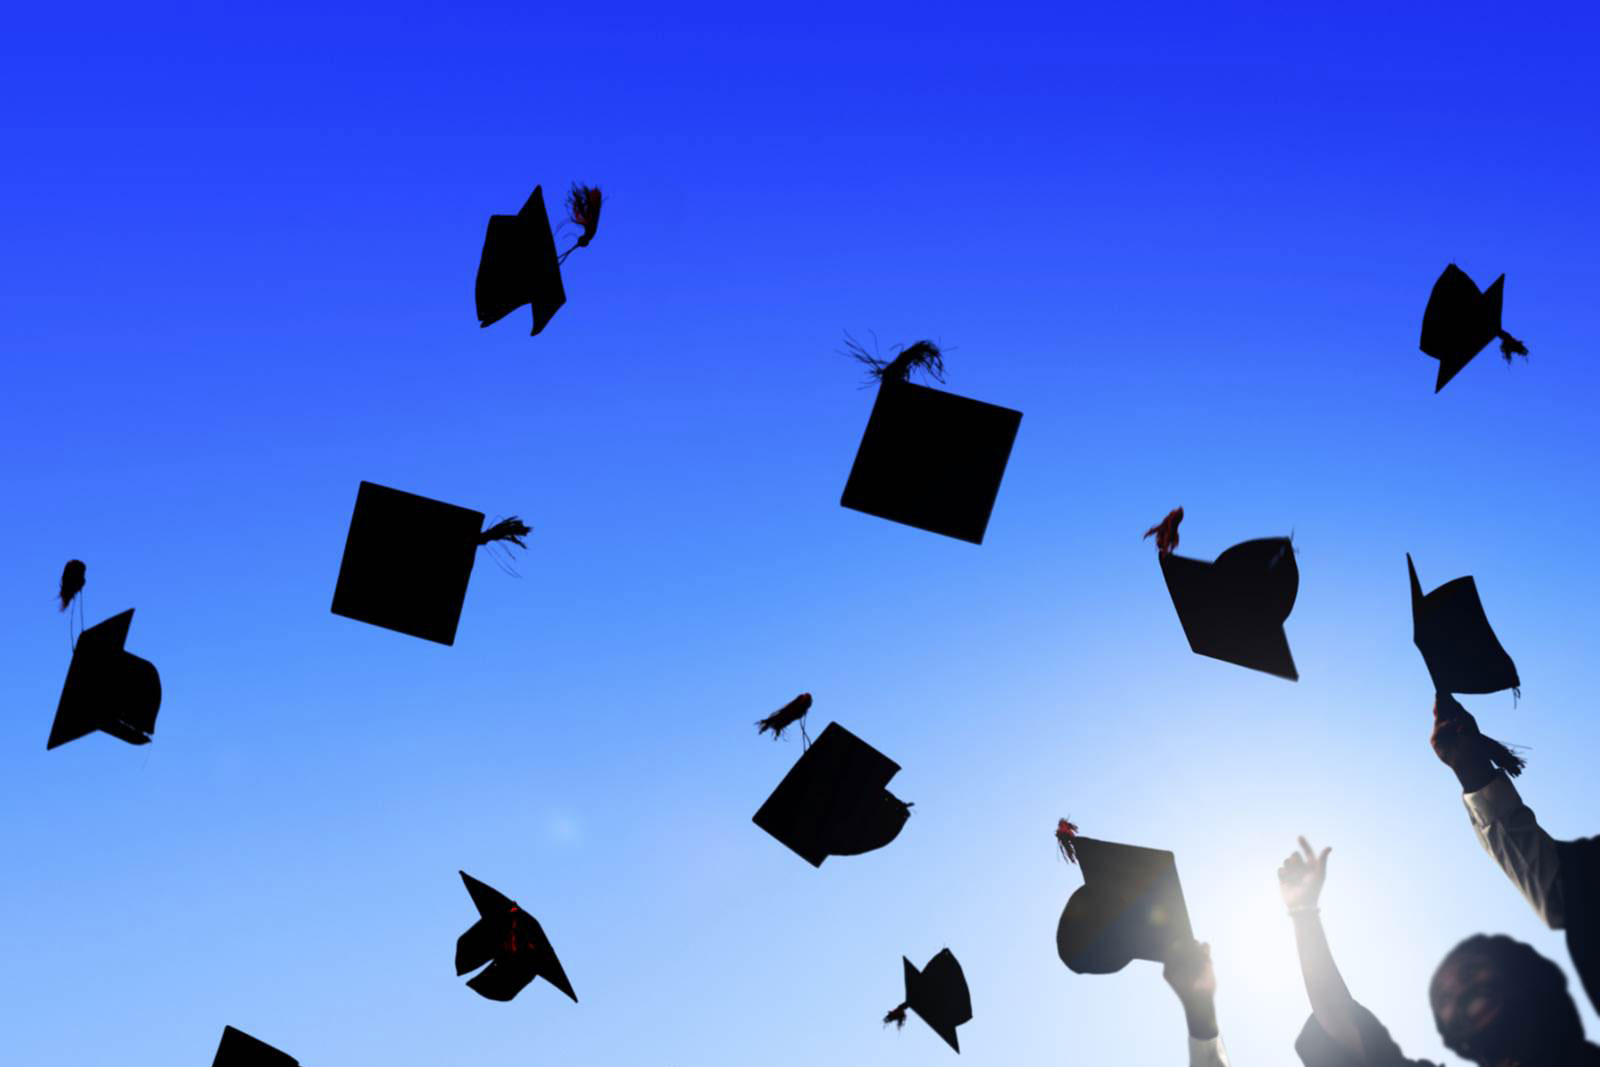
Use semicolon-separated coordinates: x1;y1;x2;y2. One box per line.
1280;837;1364;1058
1163;939;1231;1067
1431;697;1566;928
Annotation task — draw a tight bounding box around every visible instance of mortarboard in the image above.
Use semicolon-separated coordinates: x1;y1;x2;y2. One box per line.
884;948;972;1053
456;871;577;1003
838;337;1021;545
212;1026;298;1067
48;609;160;750
1153;514;1299;680
1057;836;1193;974
330;481;530;646
752;720;911;867
476;183;602;336
1408;553;1525;775
1408;554;1518;697
1419;264;1528;393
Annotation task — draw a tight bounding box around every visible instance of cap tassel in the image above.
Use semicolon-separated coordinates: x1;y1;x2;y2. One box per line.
1436;694;1528;778
478;517;532;548
883;1002;909;1028
558;183;602;263
844;332;947;385
1144;507;1183;556
1056;818;1080;864
1497;330;1529;360
1481;735;1527;778
58;559;85;612
756;693;812;743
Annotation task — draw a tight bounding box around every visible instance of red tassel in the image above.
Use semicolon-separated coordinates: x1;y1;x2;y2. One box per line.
1144;508;1183;555
566;184;602;249
1056;818;1079;864
58;560;85;612
883;1003;909;1028
757;693;812;740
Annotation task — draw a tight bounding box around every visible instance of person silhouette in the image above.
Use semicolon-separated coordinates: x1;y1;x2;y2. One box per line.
1280;836;1600;1066
1432;696;1600;1013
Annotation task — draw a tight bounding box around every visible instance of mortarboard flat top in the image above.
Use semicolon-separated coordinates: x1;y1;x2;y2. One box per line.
1408;554;1519;696
899;949;973;1053
1160;536;1299;681
456;871;577;1003
330;481;488;646
1419;264;1506;393
1057;837;1193;975
48;609;161;750
213;1026;298;1067
752;721;910;867
476;185;566;335
841;380;1022;544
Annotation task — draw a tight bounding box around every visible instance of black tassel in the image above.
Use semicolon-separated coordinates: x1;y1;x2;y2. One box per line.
478;518;532;548
1498;330;1529;360
1481;734;1527;778
844;332;946;385
756;693;812;741
58;560;86;612
883;1002;909;1028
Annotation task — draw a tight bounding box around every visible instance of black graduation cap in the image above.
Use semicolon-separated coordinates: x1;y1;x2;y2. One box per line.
212;1026;298;1067
456;871;577;1003
838;336;1021;544
476;185;565;335
330;481;530;646
1157;527;1299;681
884;948;972;1053
1408;554;1525;775
1419;264;1528;393
1408;554;1519;696
752;720;911;867
1057;837;1193;974
48;609;160;750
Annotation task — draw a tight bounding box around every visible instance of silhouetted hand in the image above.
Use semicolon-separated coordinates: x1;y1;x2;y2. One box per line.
1431;695;1497;792
1278;837;1330;913
1163;939;1219;1039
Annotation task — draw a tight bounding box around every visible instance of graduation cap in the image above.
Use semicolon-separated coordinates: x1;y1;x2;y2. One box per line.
1057;836;1193;974
330;481;530;646
475;183;602;336
212;1026;298;1067
1150;510;1299;680
1419;264;1529;393
48;609;160;750
839;336;1021;544
456;871;577;1003
1408;553;1525;775
752;720;911;867
884;948;972;1053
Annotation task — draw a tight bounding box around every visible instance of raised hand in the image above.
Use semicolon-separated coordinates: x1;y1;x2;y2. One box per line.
1163;938;1219;1039
1278;836;1331;912
1431;695;1498;791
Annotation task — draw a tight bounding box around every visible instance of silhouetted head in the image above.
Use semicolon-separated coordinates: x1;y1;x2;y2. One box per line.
1430;935;1586;1066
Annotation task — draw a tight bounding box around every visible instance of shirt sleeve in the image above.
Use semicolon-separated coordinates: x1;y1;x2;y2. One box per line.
1462;771;1566;929
1188;1034;1230;1067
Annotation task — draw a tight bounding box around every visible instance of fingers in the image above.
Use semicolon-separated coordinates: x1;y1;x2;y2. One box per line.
1317;846;1332;877
1299;836;1317;866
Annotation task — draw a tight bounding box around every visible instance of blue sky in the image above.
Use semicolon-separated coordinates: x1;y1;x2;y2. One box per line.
2;3;1598;1064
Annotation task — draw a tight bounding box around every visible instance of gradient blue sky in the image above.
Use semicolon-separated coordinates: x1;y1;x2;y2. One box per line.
3;4;1599;1064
